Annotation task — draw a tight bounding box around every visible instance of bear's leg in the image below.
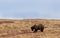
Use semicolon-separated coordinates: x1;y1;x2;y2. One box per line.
31;27;34;31
40;28;44;32
34;29;37;32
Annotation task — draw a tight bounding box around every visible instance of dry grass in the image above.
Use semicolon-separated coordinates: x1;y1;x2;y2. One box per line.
0;19;60;38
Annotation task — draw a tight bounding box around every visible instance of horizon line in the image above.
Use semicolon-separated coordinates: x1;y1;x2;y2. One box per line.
0;18;60;20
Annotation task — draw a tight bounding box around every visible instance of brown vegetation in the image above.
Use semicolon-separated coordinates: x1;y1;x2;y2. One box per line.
0;19;60;38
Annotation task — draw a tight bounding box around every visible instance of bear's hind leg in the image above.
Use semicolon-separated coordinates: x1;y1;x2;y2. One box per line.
40;28;44;32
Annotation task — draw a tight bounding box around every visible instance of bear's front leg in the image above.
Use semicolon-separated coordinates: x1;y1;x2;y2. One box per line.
34;29;38;33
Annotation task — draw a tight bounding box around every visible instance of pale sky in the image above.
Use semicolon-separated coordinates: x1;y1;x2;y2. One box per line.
0;0;60;19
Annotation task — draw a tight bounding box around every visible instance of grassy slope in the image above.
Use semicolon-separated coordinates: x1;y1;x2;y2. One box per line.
0;19;60;38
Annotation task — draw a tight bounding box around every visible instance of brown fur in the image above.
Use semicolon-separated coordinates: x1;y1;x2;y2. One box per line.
31;24;44;32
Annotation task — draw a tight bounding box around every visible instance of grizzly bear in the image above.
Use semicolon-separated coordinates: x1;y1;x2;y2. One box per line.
31;24;44;32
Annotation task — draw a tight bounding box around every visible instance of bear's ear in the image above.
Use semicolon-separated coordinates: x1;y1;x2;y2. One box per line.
34;24;36;26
